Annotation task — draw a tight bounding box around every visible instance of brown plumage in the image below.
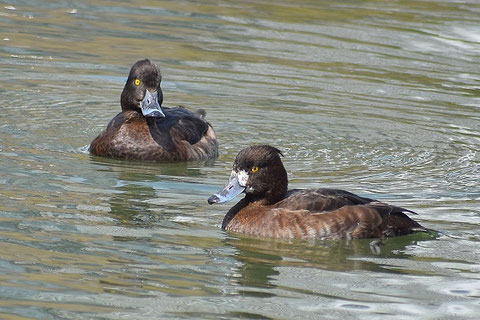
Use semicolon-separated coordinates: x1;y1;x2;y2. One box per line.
89;59;218;161
208;145;429;240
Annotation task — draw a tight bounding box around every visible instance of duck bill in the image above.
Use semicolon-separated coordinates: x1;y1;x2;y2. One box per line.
208;171;246;204
141;90;165;118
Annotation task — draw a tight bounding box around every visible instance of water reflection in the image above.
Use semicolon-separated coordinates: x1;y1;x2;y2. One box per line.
225;232;439;295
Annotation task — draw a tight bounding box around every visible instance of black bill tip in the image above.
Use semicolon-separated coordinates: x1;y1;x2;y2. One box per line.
207;194;220;205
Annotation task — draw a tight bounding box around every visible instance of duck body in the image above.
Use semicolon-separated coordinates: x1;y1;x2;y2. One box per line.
209;145;428;240
89;59;218;161
90;106;217;161
222;188;425;240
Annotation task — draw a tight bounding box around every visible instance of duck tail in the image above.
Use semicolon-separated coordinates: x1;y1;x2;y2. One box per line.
195;109;206;119
384;211;434;236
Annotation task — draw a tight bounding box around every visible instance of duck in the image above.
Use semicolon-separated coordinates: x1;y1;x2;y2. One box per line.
208;145;429;240
89;59;218;161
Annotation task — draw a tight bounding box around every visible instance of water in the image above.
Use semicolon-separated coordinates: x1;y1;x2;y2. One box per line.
1;0;479;319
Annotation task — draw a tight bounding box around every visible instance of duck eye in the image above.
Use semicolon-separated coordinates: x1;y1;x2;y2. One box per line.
251;166;259;173
134;79;141;86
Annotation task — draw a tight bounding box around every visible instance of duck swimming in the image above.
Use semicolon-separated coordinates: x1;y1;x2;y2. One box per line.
89;59;218;161
208;145;428;240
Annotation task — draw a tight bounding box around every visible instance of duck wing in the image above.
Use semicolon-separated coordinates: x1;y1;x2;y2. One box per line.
264;189;424;238
269;204;423;239
148;107;209;150
170;114;209;145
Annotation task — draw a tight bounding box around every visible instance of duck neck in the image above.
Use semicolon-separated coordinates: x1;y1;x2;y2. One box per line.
222;198;249;229
122;110;143;122
120;87;141;115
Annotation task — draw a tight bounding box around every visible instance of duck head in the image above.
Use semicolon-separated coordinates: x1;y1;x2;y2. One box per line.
208;145;288;205
120;59;165;118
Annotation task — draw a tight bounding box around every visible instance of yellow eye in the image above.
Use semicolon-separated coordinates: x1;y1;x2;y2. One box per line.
251;166;259;173
134;79;141;86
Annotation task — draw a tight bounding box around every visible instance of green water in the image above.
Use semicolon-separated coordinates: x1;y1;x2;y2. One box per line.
1;0;479;319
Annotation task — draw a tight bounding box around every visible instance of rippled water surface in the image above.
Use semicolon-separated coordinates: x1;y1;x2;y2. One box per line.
1;0;480;319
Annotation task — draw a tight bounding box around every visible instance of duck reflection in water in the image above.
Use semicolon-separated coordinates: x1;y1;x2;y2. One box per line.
223;231;435;296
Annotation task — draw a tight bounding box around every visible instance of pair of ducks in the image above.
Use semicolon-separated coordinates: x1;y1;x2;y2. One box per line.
90;59;429;240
